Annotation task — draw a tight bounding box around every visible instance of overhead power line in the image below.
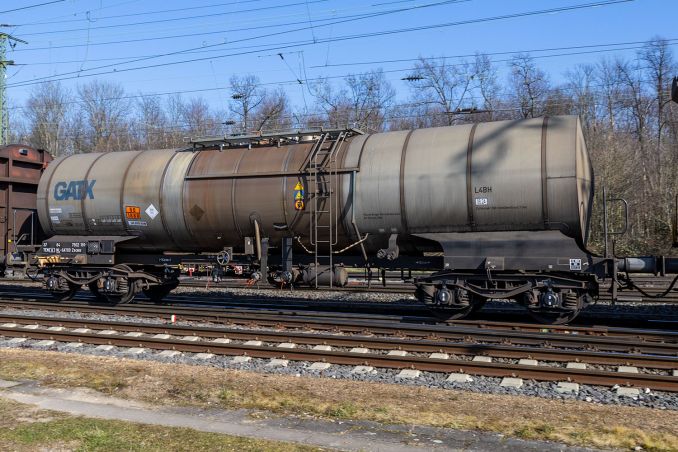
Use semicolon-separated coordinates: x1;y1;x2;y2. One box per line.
17;0;331;37
13;0;421;28
12;0;469;51
7;0;466;87
0;0;65;15
7;0;634;89
10;0;144;28
16;36;672;70
310;39;675;68
10;2;442;52
13;0;267;26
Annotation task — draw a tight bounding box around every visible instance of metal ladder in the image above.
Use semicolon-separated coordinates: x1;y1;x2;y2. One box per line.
308;131;347;288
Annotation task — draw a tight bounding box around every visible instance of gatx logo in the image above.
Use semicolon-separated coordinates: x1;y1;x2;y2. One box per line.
54;180;96;201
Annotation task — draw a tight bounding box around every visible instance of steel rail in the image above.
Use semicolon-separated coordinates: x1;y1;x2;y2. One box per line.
2;314;678;366
1;324;677;392
1;299;678;344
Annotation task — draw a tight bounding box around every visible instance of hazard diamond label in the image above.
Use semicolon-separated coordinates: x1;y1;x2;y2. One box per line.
145;204;159;220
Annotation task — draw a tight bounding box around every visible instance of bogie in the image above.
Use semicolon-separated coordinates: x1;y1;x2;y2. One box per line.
44;264;179;306
415;271;596;323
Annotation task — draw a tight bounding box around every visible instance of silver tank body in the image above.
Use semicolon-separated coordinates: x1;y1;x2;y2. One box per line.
37;116;593;253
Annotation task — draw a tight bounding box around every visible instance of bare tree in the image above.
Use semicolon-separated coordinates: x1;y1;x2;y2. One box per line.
595;58;620;131
313;69;394;132
163;94;187;147
253;87;291;131
473;53;500;121
24;82;71;156
508;54;550;119
387;102;433;131
640;38;676;162
229;75;265;133
615;58;653;158
77;80;131;152
298;109;326;130
565;64;597;131
406;57;473;126
135;95;167;149
182;97;219;138
639;38;678;241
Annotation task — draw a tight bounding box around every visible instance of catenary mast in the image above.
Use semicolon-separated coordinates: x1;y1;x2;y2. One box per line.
0;30;27;145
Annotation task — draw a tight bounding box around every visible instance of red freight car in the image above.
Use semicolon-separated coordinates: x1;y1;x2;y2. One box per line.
0;144;52;276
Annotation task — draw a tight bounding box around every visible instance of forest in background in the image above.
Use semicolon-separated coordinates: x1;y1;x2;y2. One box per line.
9;37;678;256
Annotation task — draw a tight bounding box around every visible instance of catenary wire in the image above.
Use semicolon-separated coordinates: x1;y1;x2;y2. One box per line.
6;0;634;88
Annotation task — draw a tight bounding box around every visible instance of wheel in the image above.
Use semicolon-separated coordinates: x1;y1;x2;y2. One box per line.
142;283;178;304
527;291;583;325
104;264;138;305
51;282;80;302
427;291;486;321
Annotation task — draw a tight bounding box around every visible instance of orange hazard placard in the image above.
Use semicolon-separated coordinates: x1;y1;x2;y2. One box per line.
294;200;305;211
125;206;141;219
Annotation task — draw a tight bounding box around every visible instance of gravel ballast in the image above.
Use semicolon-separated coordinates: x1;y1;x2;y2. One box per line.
1;334;677;411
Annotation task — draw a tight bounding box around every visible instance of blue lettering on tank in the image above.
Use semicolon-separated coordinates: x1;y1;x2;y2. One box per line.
54;182;68;199
53;180;96;201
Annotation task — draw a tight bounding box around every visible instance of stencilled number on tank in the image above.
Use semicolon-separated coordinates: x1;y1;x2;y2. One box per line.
569;259;582;271
474;198;488;206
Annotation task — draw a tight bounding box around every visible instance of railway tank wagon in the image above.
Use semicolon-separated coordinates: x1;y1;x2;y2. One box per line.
36;116;600;322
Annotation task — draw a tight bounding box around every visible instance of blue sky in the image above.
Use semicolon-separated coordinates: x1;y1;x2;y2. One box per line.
2;0;676;114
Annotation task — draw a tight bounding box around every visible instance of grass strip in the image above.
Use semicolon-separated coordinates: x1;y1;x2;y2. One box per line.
0;396;322;452
0;348;676;451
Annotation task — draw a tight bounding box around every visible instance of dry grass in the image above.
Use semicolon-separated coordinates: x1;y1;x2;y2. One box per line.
0;396;322;452
0;348;676;451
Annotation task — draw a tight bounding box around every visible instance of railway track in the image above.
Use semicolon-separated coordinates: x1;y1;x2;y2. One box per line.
1;286;678;331
3;296;678;333
1;310;677;392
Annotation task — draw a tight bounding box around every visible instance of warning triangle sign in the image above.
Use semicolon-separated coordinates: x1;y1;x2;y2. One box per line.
294;182;304;190
295;191;304;200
